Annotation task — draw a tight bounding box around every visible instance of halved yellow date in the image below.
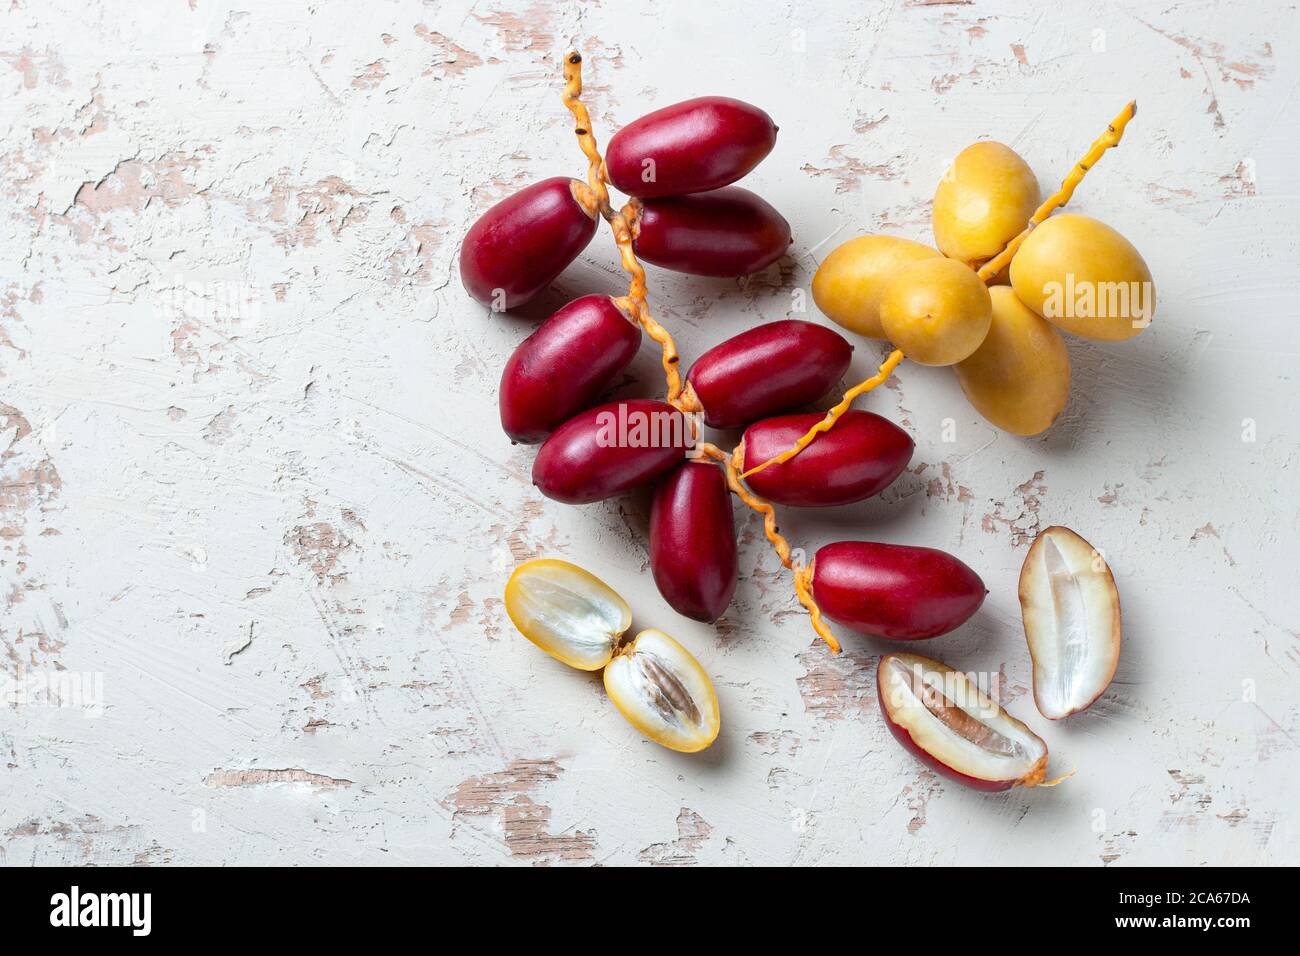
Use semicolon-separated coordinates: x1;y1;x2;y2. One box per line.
504;559;631;670
603;629;720;753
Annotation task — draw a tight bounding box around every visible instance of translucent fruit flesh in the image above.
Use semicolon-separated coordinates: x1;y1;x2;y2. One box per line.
878;652;1051;790
504;559;631;670
1018;526;1121;719
603;629;720;753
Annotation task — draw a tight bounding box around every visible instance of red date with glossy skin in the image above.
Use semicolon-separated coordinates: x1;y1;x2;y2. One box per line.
811;541;986;640
741;411;913;507
632;187;791;277
459;177;598;309
606;96;778;199
499;295;641;444
532;399;689;504
649;461;738;622
687;320;852;429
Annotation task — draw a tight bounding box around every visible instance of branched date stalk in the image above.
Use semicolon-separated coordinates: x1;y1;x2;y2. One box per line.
976;100;1137;282
744;99;1139;478
557;59;1135;656
561;49;841;652
697;442;840;652
563;50;689;407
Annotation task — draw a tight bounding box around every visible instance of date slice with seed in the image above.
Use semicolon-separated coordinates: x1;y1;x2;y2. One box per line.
604;629;720;753
1019;526;1121;719
878;652;1051;791
504;559;631;671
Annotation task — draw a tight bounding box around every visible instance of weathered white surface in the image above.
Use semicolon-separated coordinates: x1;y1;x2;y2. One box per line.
1;0;1297;866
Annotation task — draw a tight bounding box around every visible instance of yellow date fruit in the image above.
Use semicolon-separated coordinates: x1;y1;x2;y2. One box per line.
933;142;1041;265
505;559;631;670
879;257;992;366
603;628;720;753
812;235;942;339
954;286;1071;436
1010;213;1154;341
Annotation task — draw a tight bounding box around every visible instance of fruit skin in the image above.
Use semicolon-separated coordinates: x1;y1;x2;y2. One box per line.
504;558;631;671
686;320;852;429
632;187;791;277
741;411;913;507
1009;213;1154;341
811;541;986;640
532;399;688;504
459;177;598;309
879;257;993;366
649;462;738;622
812;235;942;339
606;96;778;199
933;142;1041;265
878;653;1049;791
499;295;642;444
953;286;1071;436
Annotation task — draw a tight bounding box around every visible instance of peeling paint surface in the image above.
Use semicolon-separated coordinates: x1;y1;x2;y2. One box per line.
1;0;1297;866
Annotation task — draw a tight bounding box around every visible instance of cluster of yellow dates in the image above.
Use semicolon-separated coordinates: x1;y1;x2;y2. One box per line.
505;559;721;753
813;141;1155;436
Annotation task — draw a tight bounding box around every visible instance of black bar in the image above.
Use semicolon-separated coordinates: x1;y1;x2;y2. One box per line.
0;866;1278;939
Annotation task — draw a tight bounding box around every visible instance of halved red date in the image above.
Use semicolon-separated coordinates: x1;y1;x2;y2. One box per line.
878;652;1051;791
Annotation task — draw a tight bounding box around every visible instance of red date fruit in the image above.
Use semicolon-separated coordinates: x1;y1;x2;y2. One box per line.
811;541;986;640
499;295;642;444
687;320;852;429
532;400;689;504
878;652;1051;791
459;177;598;309
606;96;778;199
741;411;913;507
632;187;791;277
649;461;738;622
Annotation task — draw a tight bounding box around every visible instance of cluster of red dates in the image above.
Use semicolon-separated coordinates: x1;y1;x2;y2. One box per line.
460;52;1131;786
460;95;789;309
461;55;986;652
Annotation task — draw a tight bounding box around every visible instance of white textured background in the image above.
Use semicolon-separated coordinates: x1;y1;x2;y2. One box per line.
1;0;1297;866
